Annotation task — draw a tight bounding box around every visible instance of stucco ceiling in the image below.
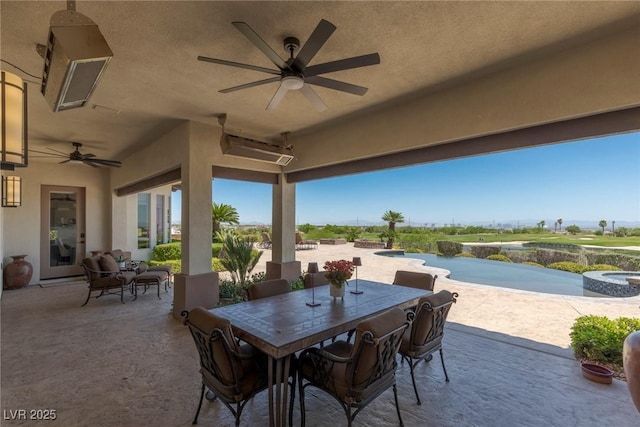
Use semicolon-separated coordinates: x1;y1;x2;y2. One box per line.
1;1;639;164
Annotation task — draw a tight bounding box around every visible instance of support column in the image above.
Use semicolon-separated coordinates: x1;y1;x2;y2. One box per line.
267;173;300;281
173;123;218;320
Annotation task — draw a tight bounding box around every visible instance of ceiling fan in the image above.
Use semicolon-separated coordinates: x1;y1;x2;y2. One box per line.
198;19;380;111
29;142;122;168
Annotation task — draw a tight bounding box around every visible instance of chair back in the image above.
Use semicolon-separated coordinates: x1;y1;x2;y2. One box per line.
247;278;290;301
393;270;437;291
409;290;457;349
348;308;410;394
182;307;244;397
295;232;303;244
261;232;271;243
303;271;330;289
81;256;102;281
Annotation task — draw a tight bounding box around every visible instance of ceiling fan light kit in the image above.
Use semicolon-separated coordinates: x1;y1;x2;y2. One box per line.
198;19;380;111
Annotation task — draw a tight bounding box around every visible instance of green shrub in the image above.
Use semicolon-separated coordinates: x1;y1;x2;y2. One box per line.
584;252;640;271
152;242;224;260
521;261;544;268
548;261;584;274
583;264;622;272
436;240;463;257
486;254;512;262
290;278;305;291
152;242;181;261
455;252;476;258
149;259;181;274
570;315;640;366
470;246;501;259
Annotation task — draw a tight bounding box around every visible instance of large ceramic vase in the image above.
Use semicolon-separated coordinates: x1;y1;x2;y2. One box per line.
330;282;345;298
3;255;33;290
623;331;640;412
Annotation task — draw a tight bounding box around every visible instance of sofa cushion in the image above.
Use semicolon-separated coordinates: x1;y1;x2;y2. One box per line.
99;254;120;272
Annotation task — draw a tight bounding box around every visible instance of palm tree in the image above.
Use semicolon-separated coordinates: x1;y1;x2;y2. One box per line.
212;202;240;233
599;220;607;233
557;218;563;232
381;210;404;249
537;220;545;231
216;230;262;289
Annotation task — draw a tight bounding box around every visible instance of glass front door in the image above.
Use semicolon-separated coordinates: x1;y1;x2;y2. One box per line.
40;185;85;279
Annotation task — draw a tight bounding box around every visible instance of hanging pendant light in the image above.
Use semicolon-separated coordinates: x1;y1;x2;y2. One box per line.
0;71;28;170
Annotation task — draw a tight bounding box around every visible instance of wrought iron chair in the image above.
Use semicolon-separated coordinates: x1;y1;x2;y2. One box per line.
247;278;290;301
303;271;329;289
182;307;296;426
392;270;437;291
399;290;458;405
80;255;136;306
298;307;411;427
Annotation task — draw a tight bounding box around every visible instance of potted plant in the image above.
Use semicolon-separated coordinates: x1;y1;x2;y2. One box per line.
114;255;128;270
323;260;354;299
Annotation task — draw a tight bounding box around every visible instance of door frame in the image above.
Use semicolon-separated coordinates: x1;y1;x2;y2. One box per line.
40;185;86;279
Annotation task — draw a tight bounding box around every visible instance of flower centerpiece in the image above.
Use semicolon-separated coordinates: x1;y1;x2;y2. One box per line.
324;260;355;298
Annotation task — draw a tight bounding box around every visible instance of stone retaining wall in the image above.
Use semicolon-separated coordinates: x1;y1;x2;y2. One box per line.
319;238;347;245
583;271;640;297
354;239;386;249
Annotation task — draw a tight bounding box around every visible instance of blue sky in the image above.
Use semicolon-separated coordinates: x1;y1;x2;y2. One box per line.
171;132;640;227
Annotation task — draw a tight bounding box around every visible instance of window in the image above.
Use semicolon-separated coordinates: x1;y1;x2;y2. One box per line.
138;193;150;249
156;194;165;244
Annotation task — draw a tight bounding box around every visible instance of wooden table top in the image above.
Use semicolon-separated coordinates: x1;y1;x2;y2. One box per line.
211;280;429;358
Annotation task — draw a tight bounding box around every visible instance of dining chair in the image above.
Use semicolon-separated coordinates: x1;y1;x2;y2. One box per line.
298;307;411;427
303;271;329;289
392;270;437;291
247;278;290;301
399;290;458;405
182;307;296;426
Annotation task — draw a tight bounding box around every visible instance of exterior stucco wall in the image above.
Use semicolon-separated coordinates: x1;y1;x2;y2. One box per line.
286;27;640;172
1;163;110;285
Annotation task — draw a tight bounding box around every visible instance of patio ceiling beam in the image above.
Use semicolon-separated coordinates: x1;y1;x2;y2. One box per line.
286;106;640;183
114;167;181;197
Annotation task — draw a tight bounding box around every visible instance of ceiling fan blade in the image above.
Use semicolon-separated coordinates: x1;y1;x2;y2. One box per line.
47;147;70;156
299;85;328;112
58;159;70;164
292;19;336;72
219;77;281;94
266;84;289;110
304;53;380;77
305;76;368;96
28;149;66;158
232;22;291;71
81;153;96;158
82;160;100;168
197;56;280;75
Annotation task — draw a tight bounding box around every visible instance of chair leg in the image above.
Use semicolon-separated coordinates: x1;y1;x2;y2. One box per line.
439;348;450;382
288;374;296;427
193;383;205;424
81;289;92;307
298;375;306;427
393;383;404;427
408;356;422;405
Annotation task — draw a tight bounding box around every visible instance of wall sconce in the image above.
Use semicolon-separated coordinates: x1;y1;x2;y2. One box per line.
0;71;28;170
2;175;22;207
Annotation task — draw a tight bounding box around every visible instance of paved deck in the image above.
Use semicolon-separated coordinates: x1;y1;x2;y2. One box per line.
1;243;638;426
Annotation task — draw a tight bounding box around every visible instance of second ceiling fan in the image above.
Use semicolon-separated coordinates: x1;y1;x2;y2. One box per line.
198;19;380;111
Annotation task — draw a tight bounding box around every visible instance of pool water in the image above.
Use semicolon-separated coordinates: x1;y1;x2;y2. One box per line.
381;252;607;297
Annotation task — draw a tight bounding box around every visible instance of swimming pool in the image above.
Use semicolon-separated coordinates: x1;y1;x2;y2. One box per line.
379;252;607;297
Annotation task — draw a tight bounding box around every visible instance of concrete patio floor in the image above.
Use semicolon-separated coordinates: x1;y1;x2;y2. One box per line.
1;243;639;426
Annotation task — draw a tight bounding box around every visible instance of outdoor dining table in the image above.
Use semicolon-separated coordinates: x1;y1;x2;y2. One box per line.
210;279;430;427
